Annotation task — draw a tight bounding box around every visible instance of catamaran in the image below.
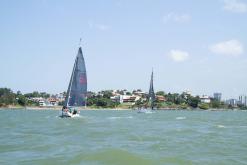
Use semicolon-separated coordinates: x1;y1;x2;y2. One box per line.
138;70;155;113
60;46;87;118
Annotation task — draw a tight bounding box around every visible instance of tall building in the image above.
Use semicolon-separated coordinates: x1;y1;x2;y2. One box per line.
245;96;247;107
239;95;247;106
213;93;222;101
228;99;237;107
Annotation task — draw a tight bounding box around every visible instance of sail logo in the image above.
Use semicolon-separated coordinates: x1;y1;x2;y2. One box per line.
79;74;87;84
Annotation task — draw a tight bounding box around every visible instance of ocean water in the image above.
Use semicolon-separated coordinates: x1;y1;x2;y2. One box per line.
0;109;247;165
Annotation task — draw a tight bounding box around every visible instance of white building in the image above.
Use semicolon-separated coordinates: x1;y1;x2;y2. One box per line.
200;95;211;103
110;95;141;104
39;99;47;106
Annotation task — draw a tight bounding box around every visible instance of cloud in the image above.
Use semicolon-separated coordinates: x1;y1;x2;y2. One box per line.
163;13;191;23
223;0;247;13
168;50;189;62
209;39;244;56
88;21;110;31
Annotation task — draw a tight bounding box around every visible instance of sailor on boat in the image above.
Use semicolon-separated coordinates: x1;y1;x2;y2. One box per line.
61;106;79;117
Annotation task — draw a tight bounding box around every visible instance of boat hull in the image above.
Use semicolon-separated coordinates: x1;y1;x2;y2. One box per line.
59;111;80;118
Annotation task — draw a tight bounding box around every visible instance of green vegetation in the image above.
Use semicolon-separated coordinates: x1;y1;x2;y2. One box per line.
0;88;44;107
1;87;246;110
24;91;50;98
187;96;200;108
86;90;119;108
156;91;165;96
0;88;17;107
198;103;209;110
179;103;189;109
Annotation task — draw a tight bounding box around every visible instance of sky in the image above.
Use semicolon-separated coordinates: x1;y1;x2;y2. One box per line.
0;0;247;99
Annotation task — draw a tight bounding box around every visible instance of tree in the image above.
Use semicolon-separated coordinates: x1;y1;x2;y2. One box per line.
166;93;174;102
118;90;124;95
135;99;143;106
0;88;17;106
17;95;27;106
156;91;165;96
58;101;65;106
187;96;200;108
95;98;108;107
32;91;40;97
165;93;181;104
126;92;131;96
211;99;221;108
86;97;95;106
24;91;44;98
180;103;188;109
107;99;119;108
101;90;113;99
40;92;50;98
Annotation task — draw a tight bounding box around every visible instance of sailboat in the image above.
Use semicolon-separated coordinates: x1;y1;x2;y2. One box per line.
137;70;155;113
60;46;87;118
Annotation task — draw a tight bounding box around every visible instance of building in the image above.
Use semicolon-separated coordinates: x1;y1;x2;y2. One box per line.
156;95;166;102
111;95;141;104
48;98;58;106
214;93;222;101
39;100;46;106
200;95;211;103
122;95;141;103
39;99;51;106
132;89;146;97
239;95;247;106
30;97;43;102
110;95;121;103
226;99;238;107
55;92;66;103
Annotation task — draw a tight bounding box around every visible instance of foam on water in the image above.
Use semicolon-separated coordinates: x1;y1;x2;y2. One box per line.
145;111;155;114
217;125;225;128
176;116;186;120
107;116;133;120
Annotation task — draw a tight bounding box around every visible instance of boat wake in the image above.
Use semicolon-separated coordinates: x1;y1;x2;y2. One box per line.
56;114;84;119
217;125;225;128
107;116;133;120
176;116;186;120
137;109;155;114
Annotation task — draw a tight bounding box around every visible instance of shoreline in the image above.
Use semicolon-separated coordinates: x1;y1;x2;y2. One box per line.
0;105;130;111
0;105;244;111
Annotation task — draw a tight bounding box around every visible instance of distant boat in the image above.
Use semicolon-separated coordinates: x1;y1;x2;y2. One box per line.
148;70;155;110
138;70;155;113
60;46;87;118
